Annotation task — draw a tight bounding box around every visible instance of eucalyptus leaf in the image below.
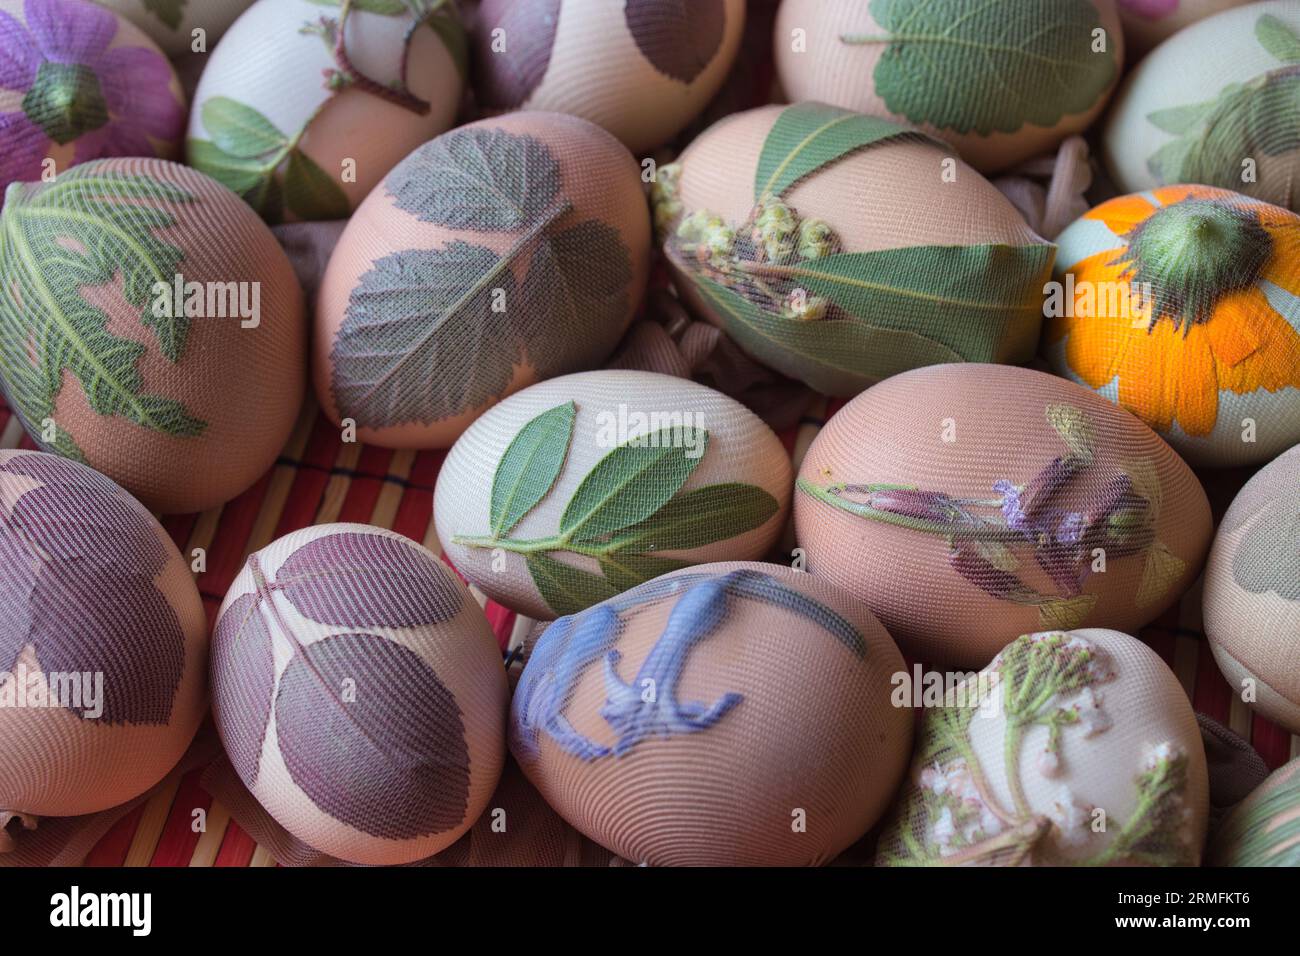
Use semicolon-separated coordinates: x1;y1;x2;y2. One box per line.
613;483;779;553
200;97;286;159
490;401;576;537
527;553;621;617
285;150;351;221
1256;14;1300;64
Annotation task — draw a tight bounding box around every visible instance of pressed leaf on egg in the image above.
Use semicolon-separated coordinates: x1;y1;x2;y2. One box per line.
490;400;576;537
624;0;725;84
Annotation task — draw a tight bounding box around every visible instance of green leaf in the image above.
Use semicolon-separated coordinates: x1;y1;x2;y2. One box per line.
284;149;352;221
142;0;186;30
597;553;692;593
186;139;275;196
200;97;287;159
613;483;779;552
559;429;707;541
1145;101;1216;136
859;0;1118;135
303;0;409;13
755;102;923;199
490;401;576;537
1257;14;1300;64
526;553;620;616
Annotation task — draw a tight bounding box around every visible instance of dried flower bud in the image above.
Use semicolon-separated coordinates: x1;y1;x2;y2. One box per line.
797;218;838;259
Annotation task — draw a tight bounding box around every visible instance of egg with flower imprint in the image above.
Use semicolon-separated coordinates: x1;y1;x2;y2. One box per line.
0;0;185;193
93;0;253;56
510;561;912;865
1105;2;1300;214
1044;186;1300;467
795;364;1212;668
186;0;465;223
876;628;1208;866
655;103;1054;397
0;451;207;839
772;0;1124;174
1117;0;1252;55
1209;756;1300;866
1202;444;1300;734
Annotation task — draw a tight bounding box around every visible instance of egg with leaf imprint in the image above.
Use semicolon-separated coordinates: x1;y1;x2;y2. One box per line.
1203;444;1300;734
1208;756;1300;866
186;0;465;223
0;157;305;515
210;523;508;866
434;370;792;621
772;0;1124;174
795;364;1212;668
0;451;207;835
315;112;651;450
510;561;912;866
1117;0;1253;55
876;628;1208;866
472;0;745;155
93;0;253;56
655;102;1054;397
1105;1;1300;214
0;0;186;194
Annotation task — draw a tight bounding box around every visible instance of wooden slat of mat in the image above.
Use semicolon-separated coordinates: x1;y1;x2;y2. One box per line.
188;800;232;868
123;775;182;866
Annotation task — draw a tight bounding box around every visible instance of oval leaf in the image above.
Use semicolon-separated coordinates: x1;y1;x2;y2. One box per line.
612;483;779;553
199;96;286;158
490;401;576;537
526;552;620;617
597;552;692;593
625;0;725;83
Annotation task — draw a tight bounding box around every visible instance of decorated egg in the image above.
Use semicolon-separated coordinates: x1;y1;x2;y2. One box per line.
876;628;1209;866
0;0;185;193
93;0;253;56
1202;444;1300;734
210;523;508;866
0;451;207;827
656;103;1054;397
1118;0;1253;54
795;363;1212;667
0;158;305;514
315;112;651;450
472;0;744;155
186;0;464;223
1104;1;1300;213
1208;756;1300;866
772;0;1123;174
435;370;791;620
510;561;912;866
1044;187;1300;468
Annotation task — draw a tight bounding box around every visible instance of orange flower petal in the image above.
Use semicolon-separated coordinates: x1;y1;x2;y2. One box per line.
1262;222;1300;298
1086;194;1155;235
1151;184;1230;206
1172;325;1220;436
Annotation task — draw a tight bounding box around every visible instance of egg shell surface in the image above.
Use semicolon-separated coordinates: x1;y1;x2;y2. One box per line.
94;0;253;55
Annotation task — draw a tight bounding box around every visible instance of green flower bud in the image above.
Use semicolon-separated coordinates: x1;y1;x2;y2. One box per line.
798;218;839;259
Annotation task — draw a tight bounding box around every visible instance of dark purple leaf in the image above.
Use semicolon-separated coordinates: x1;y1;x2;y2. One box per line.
212;592;275;785
275;632;471;840
276;531;465;628
625;0;726;83
473;0;560;108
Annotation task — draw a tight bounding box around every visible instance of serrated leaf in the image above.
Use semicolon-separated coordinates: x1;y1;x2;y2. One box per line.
385;126;560;229
284;149;351;221
559;429;707;541
755;101;924;199
598;553;692;593
490;401;575;537
625;0;725;83
200;96;287;159
612;483;779;553
1257;14;1300;64
527;553;621;616
862;0;1117;135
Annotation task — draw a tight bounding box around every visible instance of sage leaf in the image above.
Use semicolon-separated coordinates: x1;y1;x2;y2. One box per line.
613;483;779;553
385;126;560;230
1257;14;1300;64
755;102;923;199
624;0;725;84
598;553;692;593
200;96;287;159
527;553;620;617
490;401;576;537
861;0;1117;135
285;149;351;221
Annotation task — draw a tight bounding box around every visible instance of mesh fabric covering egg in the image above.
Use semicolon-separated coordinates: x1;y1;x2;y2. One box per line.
1203;444;1300;734
510;561;912;866
0;0;185;193
0;451;207;831
772;0;1123;174
210;523;507;866
315;112;650;450
1208;756;1300;866
472;0;745;155
794;364;1212;668
0;157;305;514
94;0;253;56
656;103;1054;396
435;370;792;620
1118;0;1253;54
1104;1;1300;213
186;0;464;223
876;628;1209;866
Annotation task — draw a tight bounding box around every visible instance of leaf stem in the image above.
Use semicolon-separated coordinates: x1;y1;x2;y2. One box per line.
795;477;1024;541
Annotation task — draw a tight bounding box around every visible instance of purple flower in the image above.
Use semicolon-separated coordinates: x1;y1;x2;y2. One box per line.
0;0;182;188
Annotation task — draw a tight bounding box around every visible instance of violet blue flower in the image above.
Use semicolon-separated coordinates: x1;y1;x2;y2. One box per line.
0;0;182;188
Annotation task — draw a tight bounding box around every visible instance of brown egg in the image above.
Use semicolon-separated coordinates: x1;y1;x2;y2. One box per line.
0;451;207;826
510;561;913;866
210;523;508;866
877;628;1209;866
315;112;650;450
773;0;1124;173
795;364;1212;668
472;0;745;155
1203;444;1300;733
0;158;305;514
